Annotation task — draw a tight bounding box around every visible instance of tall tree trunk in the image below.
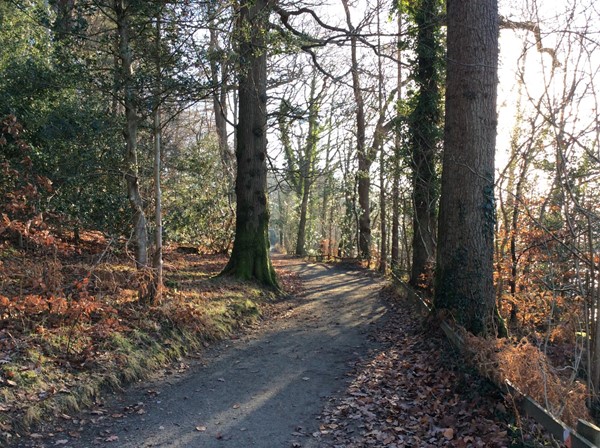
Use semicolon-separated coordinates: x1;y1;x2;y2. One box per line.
342;0;370;262
295;78;321;256
152;106;163;298
408;0;442;290
221;0;277;287
391;10;402;272
376;0;387;273
115;0;148;271
208;2;234;178
151;8;163;302
320;128;333;242
434;0;502;337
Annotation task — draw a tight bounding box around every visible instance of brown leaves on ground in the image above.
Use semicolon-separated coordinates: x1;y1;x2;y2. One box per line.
0;237;299;443
314;288;518;448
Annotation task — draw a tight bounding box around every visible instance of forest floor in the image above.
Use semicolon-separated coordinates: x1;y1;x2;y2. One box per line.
4;252;561;447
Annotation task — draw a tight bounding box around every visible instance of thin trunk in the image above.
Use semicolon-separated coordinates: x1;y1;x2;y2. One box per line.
379;156;387;272
116;0;148;271
295;78;321;256
152;9;163;302
320;121;333;241
401;193;411;273
391;10;402;271
295;186;310;256
377;3;387;273
509;160;529;297
342;0;370;262
209;4;234;179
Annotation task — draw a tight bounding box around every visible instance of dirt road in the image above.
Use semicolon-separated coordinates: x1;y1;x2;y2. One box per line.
33;259;387;448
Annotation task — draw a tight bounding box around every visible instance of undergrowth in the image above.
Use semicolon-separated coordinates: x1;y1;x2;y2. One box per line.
0;238;286;445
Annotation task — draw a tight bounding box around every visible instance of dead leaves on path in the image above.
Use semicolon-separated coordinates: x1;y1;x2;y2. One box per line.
315;298;512;448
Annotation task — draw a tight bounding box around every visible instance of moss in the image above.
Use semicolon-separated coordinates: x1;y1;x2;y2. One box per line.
21;406;42;430
101;372;121;391
3;275;277;437
56;394;80;414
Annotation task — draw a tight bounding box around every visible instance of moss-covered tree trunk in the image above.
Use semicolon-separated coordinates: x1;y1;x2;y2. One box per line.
434;0;501;337
220;0;277;287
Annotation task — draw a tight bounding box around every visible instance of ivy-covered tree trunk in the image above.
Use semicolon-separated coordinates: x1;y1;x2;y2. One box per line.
408;0;442;290
434;0;502;337
221;0;277;287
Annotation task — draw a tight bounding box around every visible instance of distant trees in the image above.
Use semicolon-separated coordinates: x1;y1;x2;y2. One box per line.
278;74;326;257
494;0;600;416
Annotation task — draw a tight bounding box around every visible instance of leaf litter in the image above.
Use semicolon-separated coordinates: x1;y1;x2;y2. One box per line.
312;286;561;448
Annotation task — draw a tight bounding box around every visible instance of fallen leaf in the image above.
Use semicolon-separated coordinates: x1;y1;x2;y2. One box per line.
195;426;207;432
105;435;119;442
443;428;454;440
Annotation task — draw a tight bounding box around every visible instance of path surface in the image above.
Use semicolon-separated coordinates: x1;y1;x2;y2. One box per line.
36;259;387;447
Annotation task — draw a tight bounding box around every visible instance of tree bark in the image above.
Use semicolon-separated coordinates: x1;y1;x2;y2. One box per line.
208;2;234;179
221;0;277;287
151;8;163;302
115;0;148;271
341;0;370;262
376;0;386;273
295;78;321;256
408;0;442;290
434;0;501;337
391;10;402;272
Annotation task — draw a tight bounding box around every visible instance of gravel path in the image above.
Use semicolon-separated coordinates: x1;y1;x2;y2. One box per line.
31;259;388;448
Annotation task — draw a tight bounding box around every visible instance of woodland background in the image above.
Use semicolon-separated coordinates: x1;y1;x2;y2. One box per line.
0;0;599;442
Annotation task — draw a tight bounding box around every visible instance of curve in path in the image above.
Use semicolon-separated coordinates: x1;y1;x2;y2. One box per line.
53;259;387;448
